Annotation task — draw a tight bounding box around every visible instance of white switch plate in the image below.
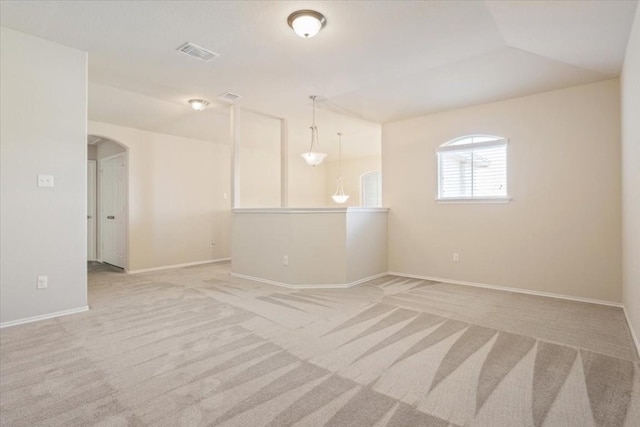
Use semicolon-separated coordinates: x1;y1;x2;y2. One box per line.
452;253;460;263
283;255;289;266
37;275;48;289
37;175;54;187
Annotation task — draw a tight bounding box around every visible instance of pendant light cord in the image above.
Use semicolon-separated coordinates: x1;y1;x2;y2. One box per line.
309;96;320;153
332;132;349;202
338;132;343;178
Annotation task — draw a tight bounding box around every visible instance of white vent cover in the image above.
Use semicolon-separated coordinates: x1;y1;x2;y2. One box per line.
218;92;242;102
176;42;219;62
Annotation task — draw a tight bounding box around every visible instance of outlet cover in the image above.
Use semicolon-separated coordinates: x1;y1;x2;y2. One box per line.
37;175;54;187
37;275;48;289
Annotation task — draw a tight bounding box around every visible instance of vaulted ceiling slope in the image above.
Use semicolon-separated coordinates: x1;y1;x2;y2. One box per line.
1;0;637;125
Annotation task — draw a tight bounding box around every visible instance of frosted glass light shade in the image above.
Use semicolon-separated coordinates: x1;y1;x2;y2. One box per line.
332;194;349;204
301;151;327;166
332;175;349;203
188;99;209;111
292;15;322;38
287;10;327;38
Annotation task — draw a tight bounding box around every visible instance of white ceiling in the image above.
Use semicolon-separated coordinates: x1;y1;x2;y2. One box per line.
1;0;637;146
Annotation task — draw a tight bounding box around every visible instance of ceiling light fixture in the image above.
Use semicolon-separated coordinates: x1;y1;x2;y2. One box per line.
301;95;327;166
332;133;349;204
188;99;209;111
287;10;326;38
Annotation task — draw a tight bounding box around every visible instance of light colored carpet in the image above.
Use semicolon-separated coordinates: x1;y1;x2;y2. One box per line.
1;261;639;426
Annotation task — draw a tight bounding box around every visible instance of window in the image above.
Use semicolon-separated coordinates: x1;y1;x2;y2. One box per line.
361;171;382;207
437;135;509;202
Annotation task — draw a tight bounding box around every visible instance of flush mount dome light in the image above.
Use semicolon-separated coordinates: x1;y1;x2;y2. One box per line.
188;99;209;111
287;10;326;38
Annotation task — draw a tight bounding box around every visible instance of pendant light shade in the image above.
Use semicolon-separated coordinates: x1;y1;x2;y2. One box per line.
332;132;349;204
301;95;327;166
301;151;327;166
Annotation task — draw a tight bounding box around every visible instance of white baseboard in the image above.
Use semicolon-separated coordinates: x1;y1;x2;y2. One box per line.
0;306;89;329
230;272;388;289
128;258;231;274
622;306;640;358
388;271;623;308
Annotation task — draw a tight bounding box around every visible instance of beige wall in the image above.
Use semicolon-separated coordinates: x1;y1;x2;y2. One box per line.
622;5;640;350
88;121;231;272
346;211;388;282
232;208;388;286
325;155;381;207
287;153;326;207
238;110;281;208
286;106;381;208
383;79;622;303
1;27;88;324
232;210;347;285
88;84;380;210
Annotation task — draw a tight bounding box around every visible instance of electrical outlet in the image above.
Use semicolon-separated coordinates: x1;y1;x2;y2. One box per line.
209;240;216;247
283;255;289;266
37;275;48;289
37;175;54;187
452;253;460;263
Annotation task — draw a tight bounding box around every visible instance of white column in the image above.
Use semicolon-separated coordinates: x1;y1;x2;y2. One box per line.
230;104;240;208
280;118;288;208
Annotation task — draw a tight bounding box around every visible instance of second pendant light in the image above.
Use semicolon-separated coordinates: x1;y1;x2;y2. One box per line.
332;132;349;204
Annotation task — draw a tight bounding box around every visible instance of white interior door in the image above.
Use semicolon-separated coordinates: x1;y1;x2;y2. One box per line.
100;154;126;268
87;160;96;261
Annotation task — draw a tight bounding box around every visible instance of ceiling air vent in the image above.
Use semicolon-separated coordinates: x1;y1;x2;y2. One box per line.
218;92;242;103
176;42;219;62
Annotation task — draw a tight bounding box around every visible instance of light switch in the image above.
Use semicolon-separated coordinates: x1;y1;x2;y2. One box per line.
38;175;54;187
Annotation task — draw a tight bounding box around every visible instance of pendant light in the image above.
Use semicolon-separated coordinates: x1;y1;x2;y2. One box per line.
301;95;327;166
332;132;349;204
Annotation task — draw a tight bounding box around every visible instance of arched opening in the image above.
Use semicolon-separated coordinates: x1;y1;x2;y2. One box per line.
87;135;129;272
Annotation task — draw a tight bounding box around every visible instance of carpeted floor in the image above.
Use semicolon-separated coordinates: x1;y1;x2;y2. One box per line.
1;261;638;426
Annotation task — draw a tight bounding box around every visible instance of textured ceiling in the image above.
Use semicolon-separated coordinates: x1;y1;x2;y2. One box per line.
1;0;637;143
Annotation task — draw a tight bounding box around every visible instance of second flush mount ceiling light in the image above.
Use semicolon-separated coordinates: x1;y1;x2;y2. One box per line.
188;99;209;111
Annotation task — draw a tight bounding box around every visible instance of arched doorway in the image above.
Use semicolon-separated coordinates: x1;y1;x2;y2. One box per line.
87;135;129;271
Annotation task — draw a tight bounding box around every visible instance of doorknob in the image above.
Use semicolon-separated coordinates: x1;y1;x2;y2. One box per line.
107;215;115;219
87;215;92;219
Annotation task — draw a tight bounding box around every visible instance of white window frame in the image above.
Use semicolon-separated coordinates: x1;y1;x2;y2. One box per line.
436;135;511;203
361;170;382;207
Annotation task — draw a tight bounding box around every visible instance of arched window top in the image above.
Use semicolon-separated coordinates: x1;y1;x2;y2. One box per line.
441;134;504;148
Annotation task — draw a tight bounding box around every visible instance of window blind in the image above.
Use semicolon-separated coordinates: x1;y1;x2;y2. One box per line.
438;140;507;199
